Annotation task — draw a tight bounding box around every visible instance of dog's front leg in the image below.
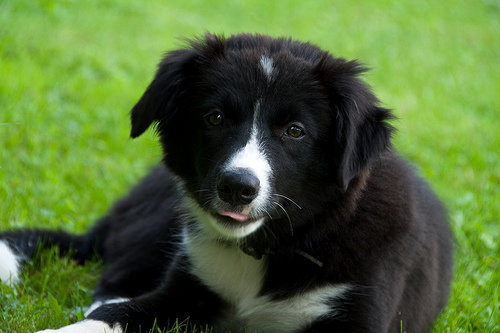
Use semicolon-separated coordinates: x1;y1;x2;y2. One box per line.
37;264;225;333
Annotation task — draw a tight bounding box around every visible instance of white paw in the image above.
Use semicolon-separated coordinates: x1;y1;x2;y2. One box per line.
0;240;20;287
85;297;129;317
35;320;122;333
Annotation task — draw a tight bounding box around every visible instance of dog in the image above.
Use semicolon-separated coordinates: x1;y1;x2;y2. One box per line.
0;33;453;333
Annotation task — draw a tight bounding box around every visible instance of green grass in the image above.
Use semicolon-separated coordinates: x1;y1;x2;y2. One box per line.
0;0;498;331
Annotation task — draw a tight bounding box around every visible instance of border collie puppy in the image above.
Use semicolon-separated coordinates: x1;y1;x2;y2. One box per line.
0;33;453;333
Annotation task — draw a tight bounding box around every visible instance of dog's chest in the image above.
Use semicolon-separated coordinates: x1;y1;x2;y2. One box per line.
185;236;347;332
186;236;265;306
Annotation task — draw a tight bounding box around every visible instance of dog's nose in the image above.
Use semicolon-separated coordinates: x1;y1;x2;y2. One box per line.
217;169;260;205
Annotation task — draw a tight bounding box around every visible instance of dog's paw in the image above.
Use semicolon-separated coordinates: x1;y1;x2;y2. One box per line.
0;240;20;287
85;297;130;317
35;320;122;333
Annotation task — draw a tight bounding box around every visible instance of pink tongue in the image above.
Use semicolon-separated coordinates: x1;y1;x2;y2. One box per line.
219;211;249;222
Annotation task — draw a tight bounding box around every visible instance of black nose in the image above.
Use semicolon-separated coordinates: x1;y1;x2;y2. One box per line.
217;169;260;205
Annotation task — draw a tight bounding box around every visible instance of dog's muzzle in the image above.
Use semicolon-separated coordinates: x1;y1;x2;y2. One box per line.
217;168;260;206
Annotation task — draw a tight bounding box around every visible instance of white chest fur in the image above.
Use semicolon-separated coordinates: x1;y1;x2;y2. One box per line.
184;233;349;332
185;234;265;306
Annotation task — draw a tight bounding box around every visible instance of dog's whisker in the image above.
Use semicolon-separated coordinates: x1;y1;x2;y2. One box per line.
273;193;302;210
273;201;293;236
270;202;280;214
194;189;211;194
200;198;215;210
261;222;277;241
236;237;247;250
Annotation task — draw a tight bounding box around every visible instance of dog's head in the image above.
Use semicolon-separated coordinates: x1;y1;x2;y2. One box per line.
130;34;393;244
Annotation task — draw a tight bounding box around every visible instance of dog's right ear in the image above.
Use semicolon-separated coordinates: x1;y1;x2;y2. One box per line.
130;34;226;138
130;49;196;138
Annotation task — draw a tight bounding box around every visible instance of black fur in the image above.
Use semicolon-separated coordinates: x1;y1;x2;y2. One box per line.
0;33;453;333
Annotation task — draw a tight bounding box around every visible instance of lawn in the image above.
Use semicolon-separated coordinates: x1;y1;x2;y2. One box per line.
0;0;498;332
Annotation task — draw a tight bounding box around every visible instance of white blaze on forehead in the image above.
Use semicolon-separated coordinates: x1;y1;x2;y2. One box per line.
227;131;270;177
226;133;271;211
260;55;274;81
227;100;267;173
225;100;271;213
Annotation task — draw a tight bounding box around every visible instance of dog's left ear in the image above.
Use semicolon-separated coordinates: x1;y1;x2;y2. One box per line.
314;54;395;190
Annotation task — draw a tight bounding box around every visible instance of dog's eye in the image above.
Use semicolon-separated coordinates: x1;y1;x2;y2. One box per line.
286;125;305;138
205;109;224;126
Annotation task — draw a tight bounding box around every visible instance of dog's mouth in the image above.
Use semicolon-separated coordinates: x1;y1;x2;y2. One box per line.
200;208;266;239
218;211;250;222
212;209;264;227
210;199;263;226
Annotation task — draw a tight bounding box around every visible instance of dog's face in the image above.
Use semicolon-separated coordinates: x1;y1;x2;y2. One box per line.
130;34;393;244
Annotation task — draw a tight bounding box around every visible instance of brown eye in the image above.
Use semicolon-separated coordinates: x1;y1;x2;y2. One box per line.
205;110;224;126
286;125;304;138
